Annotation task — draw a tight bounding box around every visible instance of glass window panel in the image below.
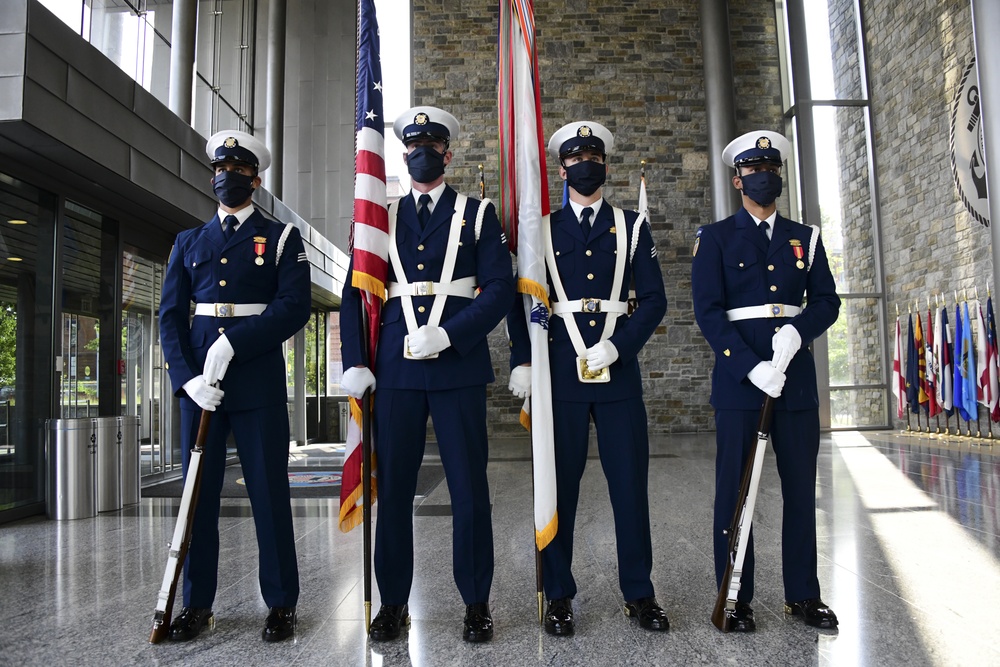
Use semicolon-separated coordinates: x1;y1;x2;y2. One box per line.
375;0;412;198
809;106;878;294
830;387;886;428
801;0;865;100
829;297;883;387
37;0;85;35
327;311;342;396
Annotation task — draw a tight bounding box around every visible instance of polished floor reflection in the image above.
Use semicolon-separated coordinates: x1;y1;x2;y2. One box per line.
0;430;997;666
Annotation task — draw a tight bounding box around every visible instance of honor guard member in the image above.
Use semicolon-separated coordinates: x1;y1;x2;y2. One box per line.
507;121;668;636
159;130;311;643
691;130;841;631
339;106;515;643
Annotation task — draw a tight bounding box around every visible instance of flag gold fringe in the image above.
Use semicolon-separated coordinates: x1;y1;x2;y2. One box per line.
337;395;379;533
535;512;557;550
517;277;550;309
351;272;386;301
520;406;531;430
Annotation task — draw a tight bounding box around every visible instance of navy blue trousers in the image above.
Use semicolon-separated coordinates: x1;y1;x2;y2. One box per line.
713;408;821;603
180;403;299;609
542;397;655;602
373;386;493;605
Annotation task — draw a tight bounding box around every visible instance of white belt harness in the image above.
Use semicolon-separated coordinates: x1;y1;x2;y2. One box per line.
194;303;267;317
724;224;820;322
544;206;628;376
386;194;490;355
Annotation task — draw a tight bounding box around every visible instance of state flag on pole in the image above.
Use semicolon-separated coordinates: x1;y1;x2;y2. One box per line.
954;304;968;420
340;0;387;532
906;314;920;414
914;312;928;412
892;316;905;418
978;300;990;406
936;305;954;415
988;296;1000;422
925;307;940;418
499;0;557;549
963;301;978;421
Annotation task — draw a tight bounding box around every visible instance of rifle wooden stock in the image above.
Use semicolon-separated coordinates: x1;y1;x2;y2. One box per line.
711;396;774;632
149;410;213;644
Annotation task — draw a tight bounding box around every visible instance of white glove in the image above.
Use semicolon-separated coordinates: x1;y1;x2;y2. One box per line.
203;334;235;385
585;340;619;371
408;325;451;358
509;365;532;399
341;365;376;399
770;324;802;373
747;361;786;398
182;375;224;411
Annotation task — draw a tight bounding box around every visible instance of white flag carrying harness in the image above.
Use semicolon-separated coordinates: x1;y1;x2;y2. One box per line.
543;206;635;382
386;194;489;359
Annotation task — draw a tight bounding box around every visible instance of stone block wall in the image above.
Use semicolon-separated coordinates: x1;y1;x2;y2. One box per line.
409;0;783;435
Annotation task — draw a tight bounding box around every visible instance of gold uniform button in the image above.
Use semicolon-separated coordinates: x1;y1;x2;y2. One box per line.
586;250;592;256
417;263;425;270
768;264;774;271
723;349;731;357
587;273;594;280
589;320;597;327
221;258;228;264
770;285;778;292
739;262;744;268
418;306;426;313
219;280;227;287
775;327;781;333
459;242;464;247
218;327;225;334
556;251;561;256
164;362;170;370
417;244;425;251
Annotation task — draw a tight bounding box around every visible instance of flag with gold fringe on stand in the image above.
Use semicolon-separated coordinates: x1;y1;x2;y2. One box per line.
340;0;387;533
498;0;557;551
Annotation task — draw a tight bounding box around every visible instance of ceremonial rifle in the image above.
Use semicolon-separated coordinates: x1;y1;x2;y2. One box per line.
149;409;212;643
711;395;774;632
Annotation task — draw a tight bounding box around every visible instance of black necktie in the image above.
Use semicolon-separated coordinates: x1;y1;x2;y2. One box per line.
759;220;770;243
417;194;432;230
224;215;238;241
581;207;594;239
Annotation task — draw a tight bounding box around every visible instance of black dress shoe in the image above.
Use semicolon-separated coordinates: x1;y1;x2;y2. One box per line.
169;607;214;642
784;598;839;629
369;604;409;641
463;602;494;642
544;597;574;636
726;601;756;633
262;606;296;642
624;597;669;631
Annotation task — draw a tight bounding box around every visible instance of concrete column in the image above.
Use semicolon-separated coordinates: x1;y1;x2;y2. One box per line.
971;0;1000;296
700;0;741;220
168;0;198;122
266;0;288;197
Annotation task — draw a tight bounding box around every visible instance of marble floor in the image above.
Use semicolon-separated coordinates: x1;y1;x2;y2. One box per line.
0;429;998;666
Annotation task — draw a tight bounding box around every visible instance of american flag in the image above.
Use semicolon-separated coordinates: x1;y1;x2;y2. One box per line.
498;0;557;550
340;0;387;533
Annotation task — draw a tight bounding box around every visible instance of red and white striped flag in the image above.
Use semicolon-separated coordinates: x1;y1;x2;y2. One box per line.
340;0;387;532
978;300;991;407
925;307;940;418
892;316;905;418
498;0;557;549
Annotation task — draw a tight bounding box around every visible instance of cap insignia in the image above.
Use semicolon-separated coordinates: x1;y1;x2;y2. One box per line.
415;113;429;125
223;136;239;149
578;125;592;138
756;137;771;150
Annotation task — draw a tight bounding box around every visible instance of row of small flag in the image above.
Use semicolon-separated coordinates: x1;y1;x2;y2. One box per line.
891;294;999;432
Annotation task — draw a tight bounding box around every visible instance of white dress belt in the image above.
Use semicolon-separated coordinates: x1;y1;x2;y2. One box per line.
726;304;801;321
386;276;477;299
194;303;267;317
551;298;629;316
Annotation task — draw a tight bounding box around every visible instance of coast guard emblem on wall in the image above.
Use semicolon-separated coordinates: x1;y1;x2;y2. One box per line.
951;56;989;227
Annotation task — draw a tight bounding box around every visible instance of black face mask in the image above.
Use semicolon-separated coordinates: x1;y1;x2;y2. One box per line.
406;146;447;183
564;160;607;196
213;170;255;207
739;171;783;207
